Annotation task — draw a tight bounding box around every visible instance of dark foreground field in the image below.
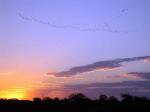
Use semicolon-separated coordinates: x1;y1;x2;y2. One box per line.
0;93;150;112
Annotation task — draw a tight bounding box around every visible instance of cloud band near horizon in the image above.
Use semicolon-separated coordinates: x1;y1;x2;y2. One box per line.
47;56;150;77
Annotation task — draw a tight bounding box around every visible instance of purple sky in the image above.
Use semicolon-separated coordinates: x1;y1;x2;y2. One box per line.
0;0;150;99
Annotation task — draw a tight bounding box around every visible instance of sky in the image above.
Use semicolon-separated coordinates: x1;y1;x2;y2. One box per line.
0;0;150;100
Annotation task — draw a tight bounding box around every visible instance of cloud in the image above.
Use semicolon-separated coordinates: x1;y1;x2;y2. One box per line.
47;56;150;77
32;80;150;99
0;72;12;77
0;72;11;75
65;80;150;98
65;80;150;89
116;73;141;80
127;72;150;79
144;58;150;62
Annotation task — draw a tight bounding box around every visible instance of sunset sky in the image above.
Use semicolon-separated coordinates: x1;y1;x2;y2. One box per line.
0;0;150;100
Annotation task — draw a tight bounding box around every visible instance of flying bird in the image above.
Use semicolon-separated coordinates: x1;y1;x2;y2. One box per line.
18;8;128;33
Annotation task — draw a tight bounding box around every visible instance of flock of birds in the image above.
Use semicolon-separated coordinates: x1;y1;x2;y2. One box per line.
18;8;128;33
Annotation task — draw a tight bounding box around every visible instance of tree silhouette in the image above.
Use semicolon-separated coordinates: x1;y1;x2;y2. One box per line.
99;94;108;102
33;97;42;102
108;96;118;102
68;93;90;102
0;93;150;112
121;94;134;102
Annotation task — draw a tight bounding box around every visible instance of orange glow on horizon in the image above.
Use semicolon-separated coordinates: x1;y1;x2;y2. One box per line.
0;89;27;100
47;91;68;99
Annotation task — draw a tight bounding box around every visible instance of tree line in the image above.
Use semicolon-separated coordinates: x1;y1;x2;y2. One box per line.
0;93;150;112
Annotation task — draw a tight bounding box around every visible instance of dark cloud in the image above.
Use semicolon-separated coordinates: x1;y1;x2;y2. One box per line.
33;80;150;99
65;80;150;89
65;80;150;99
47;56;150;77
128;72;150;79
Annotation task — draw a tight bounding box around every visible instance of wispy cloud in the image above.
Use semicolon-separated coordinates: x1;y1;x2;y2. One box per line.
0;73;10;75
47;56;150;77
65;80;150;89
127;72;150;79
144;58;150;62
0;72;12;75
117;73;141;80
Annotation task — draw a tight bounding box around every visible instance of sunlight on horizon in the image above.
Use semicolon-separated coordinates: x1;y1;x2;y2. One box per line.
0;89;27;100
